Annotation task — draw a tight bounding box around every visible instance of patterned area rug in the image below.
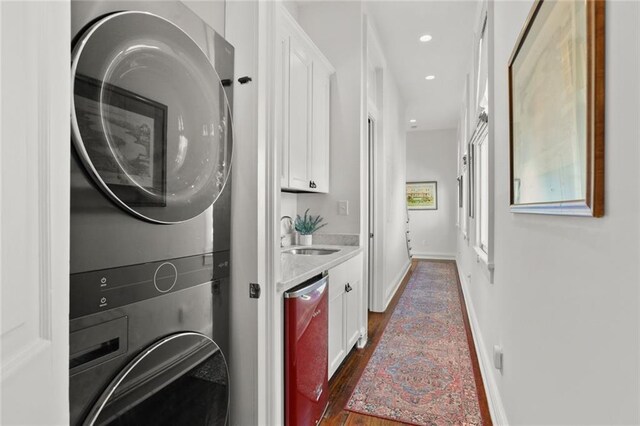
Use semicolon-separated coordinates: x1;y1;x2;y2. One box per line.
345;261;483;425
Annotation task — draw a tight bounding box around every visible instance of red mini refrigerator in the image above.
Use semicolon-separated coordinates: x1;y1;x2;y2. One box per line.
284;273;329;426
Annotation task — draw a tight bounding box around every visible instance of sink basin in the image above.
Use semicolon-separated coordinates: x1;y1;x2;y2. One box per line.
283;248;340;256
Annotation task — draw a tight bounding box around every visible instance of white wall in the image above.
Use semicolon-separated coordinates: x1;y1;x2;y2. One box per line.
406;129;457;259
379;75;410;305
296;1;363;235
280;192;297;243
457;1;640;424
280;192;298;222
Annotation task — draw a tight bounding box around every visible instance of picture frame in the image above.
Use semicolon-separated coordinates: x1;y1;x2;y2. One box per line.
74;74;168;207
508;0;604;217
406;181;438;210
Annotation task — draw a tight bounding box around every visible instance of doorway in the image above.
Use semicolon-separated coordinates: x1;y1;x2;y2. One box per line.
367;116;375;310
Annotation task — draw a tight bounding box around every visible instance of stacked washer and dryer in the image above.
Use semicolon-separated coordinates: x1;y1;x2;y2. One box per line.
69;2;233;425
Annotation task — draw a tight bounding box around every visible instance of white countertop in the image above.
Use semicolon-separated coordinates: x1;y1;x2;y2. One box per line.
278;244;363;292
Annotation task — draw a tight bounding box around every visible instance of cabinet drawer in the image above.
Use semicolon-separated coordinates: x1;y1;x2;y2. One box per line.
328;253;361;299
328;263;348;300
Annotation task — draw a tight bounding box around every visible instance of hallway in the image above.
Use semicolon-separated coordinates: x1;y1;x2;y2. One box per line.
1;1;639;424
322;260;491;425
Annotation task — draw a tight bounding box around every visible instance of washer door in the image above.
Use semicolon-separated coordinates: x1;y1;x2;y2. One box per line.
84;333;229;426
71;11;232;224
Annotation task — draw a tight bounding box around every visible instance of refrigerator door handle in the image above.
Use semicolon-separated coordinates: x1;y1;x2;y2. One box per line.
283;275;328;299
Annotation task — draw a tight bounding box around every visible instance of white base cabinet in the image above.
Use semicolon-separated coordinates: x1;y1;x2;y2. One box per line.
327;253;363;378
277;6;333;193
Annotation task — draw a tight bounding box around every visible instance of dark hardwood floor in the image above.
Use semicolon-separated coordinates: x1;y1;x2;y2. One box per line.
320;259;492;426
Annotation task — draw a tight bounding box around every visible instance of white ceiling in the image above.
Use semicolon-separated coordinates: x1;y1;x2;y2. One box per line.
366;1;479;132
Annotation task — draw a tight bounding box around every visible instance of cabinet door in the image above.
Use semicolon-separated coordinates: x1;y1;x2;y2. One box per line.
328;287;346;378
327;253;363;378
345;277;361;349
287;33;313;190
345;254;363;349
310;64;330;193
1;3;71;424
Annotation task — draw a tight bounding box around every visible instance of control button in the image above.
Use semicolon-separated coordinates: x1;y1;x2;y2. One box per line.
154;262;177;293
100;297;107;304
100;277;107;284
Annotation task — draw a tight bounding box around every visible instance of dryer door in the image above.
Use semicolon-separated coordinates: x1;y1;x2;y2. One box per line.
84;333;229;426
71;11;233;224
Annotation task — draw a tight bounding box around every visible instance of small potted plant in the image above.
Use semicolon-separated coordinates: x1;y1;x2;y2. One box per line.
294;209;327;246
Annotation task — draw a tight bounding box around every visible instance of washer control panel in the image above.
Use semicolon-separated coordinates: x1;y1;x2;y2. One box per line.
70;251;230;319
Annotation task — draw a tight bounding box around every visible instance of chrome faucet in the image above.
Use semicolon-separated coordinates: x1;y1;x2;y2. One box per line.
280;215;293;247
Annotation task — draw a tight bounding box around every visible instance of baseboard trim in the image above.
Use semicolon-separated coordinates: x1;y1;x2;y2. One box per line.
383;259;411;311
456;261;509;426
412;252;456;260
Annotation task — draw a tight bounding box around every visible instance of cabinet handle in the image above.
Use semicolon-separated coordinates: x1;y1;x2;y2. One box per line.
345;283;352;293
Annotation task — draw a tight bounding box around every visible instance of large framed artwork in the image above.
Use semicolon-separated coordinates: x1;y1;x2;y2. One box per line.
508;0;604;217
407;181;438;210
74;74;168;207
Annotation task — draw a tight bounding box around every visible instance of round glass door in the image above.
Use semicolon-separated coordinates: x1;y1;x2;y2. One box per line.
71;11;233;224
85;333;229;426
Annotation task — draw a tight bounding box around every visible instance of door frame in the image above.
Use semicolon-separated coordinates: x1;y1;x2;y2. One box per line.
365;53;386;313
366;103;385;313
367;114;380;311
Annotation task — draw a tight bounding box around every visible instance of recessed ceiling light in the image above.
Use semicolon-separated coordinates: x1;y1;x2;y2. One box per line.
425;75;436;80
409;119;417;123
419;34;432;43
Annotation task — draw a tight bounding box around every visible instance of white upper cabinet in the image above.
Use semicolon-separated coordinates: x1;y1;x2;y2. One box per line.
310;61;331;193
277;7;334;193
287;31;313;189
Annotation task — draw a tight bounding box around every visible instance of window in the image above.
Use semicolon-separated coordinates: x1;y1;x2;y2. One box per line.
475;15;488;110
459;77;470;239
475;112;489;253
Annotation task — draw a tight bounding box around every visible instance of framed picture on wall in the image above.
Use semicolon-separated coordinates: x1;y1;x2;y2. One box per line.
406;181;438;210
508;0;605;217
